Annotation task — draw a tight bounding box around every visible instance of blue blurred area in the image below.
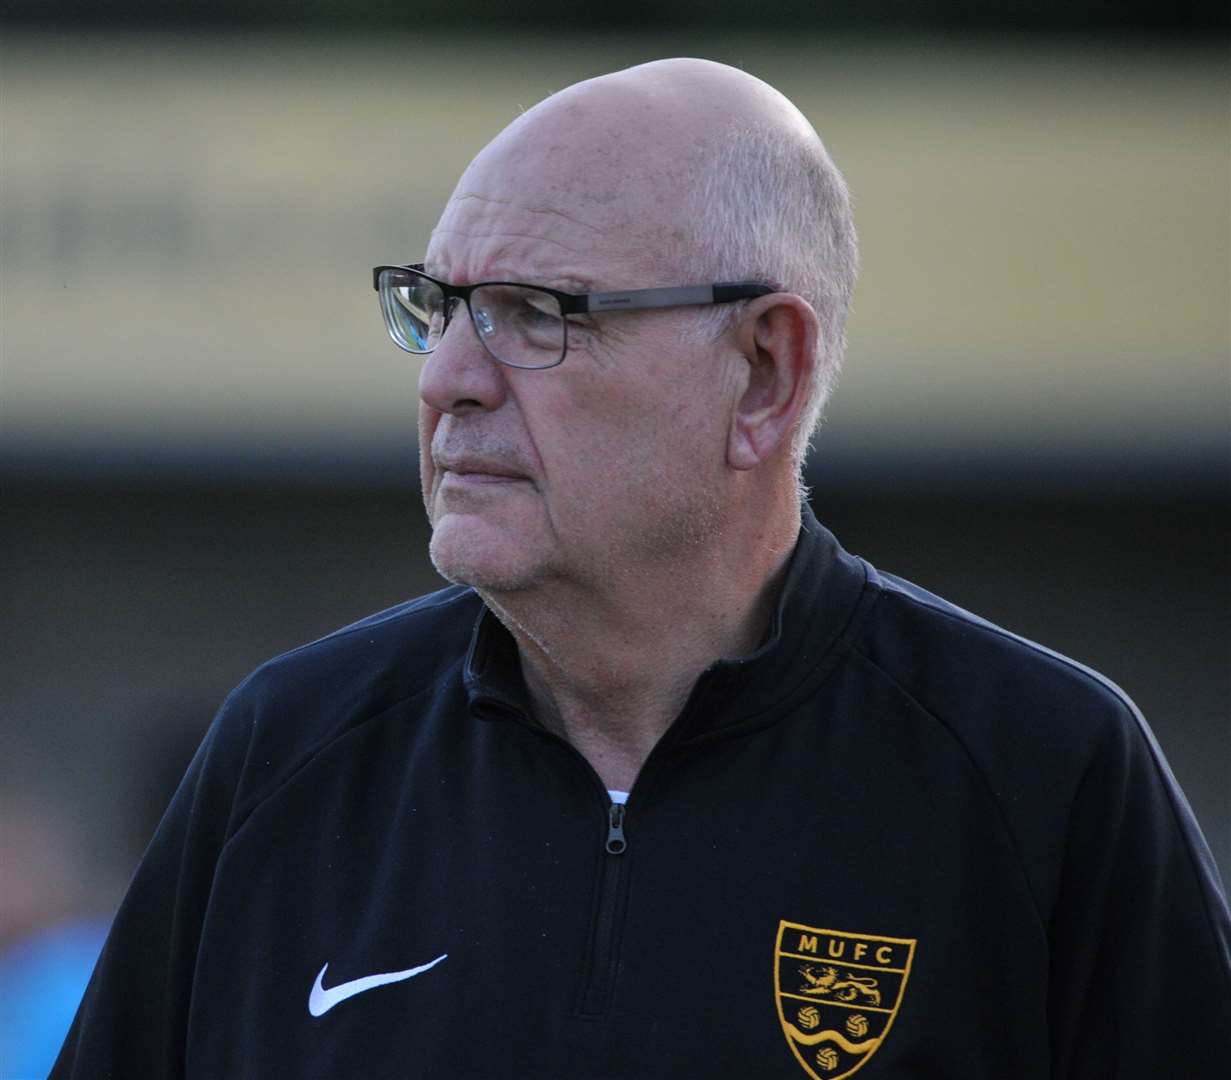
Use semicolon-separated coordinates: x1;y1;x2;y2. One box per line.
0;919;109;1080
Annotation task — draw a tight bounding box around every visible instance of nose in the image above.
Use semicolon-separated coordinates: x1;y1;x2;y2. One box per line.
417;300;508;416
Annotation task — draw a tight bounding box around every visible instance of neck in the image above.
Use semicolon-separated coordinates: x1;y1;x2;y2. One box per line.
480;493;801;791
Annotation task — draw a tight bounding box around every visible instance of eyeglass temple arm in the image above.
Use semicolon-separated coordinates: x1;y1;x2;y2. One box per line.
372;267;774;309
578;282;773;314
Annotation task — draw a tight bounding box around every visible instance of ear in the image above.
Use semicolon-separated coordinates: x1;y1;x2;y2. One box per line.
726;293;819;471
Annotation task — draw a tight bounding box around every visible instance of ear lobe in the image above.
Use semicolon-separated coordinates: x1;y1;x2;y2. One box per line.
726;295;819;472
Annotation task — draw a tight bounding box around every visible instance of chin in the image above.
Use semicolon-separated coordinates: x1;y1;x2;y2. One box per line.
428;514;543;594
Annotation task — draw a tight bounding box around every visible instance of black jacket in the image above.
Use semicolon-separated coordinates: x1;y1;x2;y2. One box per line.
54;511;1231;1079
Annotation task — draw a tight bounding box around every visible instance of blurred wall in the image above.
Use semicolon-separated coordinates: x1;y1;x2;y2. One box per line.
4;34;1227;484
1;33;1228;924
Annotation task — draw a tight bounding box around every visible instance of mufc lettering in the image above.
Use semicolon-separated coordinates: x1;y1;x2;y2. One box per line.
793;934;901;968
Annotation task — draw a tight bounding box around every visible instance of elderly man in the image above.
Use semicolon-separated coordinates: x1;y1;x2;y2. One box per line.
56;60;1228;1079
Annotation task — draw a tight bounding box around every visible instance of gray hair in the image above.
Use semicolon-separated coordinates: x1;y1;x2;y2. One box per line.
682;124;859;467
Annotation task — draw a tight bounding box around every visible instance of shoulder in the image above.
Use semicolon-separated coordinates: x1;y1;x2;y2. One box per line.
842;563;1230;922
237;583;481;712
203;584;483;803
848;564;1141;761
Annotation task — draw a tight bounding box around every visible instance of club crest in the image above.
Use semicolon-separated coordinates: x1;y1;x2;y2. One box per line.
774;921;916;1079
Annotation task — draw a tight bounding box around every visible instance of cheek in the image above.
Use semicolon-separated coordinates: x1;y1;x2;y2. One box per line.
510;328;730;511
546;376;720;506
417;402;441;508
605;353;728;459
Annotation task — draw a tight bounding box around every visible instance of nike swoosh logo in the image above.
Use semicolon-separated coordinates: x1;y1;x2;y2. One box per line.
308;953;448;1017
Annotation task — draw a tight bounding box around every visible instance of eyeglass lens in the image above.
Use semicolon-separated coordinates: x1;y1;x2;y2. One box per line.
378;268;567;369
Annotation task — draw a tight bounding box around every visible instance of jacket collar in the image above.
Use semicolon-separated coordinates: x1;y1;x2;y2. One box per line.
463;503;869;737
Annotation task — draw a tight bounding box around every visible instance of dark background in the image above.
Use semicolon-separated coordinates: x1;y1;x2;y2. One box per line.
5;474;1227;894
3;0;1228;33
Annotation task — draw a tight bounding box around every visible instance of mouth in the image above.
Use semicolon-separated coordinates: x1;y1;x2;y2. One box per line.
434;457;531;489
440;470;525;486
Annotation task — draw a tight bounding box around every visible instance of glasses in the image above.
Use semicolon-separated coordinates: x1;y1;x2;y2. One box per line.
372;263;774;370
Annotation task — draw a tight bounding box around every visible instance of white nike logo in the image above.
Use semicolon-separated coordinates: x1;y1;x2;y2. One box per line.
308;953;448;1017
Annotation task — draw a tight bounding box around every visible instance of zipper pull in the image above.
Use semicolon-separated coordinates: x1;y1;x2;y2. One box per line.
605;803;628;855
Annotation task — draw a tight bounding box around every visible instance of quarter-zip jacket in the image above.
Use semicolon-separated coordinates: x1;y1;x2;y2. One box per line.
54;511;1231;1078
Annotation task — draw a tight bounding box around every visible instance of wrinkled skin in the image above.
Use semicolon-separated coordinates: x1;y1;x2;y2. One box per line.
414;59;823;788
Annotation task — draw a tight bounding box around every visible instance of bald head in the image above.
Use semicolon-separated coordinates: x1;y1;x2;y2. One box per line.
428;58;857;463
491;59;816;192
444;61;817;270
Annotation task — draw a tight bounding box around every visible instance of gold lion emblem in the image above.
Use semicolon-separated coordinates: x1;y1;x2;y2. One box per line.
798;964;883;1006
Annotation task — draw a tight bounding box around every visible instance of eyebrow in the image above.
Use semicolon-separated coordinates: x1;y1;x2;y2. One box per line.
549;275;600;294
422;257;598;296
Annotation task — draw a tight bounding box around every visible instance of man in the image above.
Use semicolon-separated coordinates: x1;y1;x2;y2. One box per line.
55;59;1229;1079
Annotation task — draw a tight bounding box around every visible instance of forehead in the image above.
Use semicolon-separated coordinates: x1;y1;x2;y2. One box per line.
426;117;688;290
427;191;609;291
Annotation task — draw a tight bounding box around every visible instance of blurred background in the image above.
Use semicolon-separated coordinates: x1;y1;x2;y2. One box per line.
1;2;1228;1072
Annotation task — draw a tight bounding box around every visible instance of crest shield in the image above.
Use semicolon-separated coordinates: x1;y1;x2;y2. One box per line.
774;921;916;1079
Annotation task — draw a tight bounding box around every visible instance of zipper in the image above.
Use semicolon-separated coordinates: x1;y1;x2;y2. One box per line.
605;803;627;854
516;702;701;1019
516;722;637;1019
579;799;630;1016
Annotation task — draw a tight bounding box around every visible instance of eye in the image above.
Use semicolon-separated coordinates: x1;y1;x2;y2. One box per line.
520;296;562;325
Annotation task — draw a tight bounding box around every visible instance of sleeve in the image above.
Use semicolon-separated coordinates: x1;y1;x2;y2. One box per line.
50;688;254;1080
1046;700;1231;1078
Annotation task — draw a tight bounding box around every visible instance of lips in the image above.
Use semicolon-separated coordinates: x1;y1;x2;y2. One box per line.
433;455;530;485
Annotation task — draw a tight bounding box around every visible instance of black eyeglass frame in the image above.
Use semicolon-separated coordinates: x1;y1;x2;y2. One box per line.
372;262;775;368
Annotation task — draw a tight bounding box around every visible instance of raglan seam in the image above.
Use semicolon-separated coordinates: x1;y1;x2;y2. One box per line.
220;655;468;849
841;636;1050;935
878;581;1231;994
205;586;480;842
